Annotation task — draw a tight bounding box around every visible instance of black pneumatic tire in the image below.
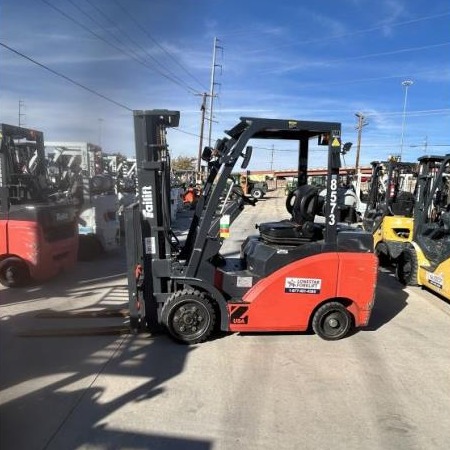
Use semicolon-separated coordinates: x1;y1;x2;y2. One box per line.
0;257;30;288
162;289;216;344
375;242;391;267
251;188;263;199
396;246;419;286
78;236;103;261
312;302;353;341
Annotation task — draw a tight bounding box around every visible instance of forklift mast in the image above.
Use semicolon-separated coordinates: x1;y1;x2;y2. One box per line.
0;124;48;211
413;155;448;237
363;159;417;233
45;142;107;206
125;110;180;329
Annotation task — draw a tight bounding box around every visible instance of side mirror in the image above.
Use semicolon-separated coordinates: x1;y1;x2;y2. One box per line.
201;146;213;162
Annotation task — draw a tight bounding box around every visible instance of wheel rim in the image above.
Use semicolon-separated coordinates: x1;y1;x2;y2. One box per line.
170;301;210;340
5;266;19;284
319;310;349;338
4;266;21;284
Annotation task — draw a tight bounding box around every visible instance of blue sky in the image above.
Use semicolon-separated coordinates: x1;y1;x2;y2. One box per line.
1;0;449;170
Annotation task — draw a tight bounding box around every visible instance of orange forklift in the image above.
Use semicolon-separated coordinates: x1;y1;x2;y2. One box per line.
0;124;78;287
125;111;378;343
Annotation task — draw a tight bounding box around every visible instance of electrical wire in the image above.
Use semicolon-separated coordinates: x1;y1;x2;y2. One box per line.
171;128;202;138
40;0;198;95
113;0;208;92
243;11;450;55
365;108;450;118
0;41;133;111
0;41;216;140
81;0;200;94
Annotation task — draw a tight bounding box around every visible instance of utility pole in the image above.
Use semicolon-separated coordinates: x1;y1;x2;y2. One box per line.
197;92;207;182
355;112;368;200
98;118;104;148
207;37;222;147
355;112;368;174
270;144;275;171
18;100;25;127
400;79;413;161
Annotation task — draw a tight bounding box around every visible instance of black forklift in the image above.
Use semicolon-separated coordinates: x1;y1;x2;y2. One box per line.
125;110;378;344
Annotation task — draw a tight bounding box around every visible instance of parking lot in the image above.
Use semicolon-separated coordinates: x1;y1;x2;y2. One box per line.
1;189;450;450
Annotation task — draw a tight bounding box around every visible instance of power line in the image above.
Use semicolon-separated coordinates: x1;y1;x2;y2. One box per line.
264;41;450;75
172;128;201;138
0;41;133;111
288;68;450;88
334;41;450;64
365;108;450;118
40;0;198;95
113;0;208;92
80;0;200;94
244;11;450;55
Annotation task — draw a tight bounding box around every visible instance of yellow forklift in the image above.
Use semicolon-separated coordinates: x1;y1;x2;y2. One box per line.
362;158;418;265
396;154;450;300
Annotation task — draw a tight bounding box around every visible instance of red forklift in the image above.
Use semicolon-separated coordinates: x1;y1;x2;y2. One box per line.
0;124;78;287
125;111;378;343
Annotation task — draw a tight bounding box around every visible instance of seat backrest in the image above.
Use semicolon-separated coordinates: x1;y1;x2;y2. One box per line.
290;185;319;225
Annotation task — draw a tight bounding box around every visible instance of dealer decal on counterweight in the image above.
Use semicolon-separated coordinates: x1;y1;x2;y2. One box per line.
285;277;322;294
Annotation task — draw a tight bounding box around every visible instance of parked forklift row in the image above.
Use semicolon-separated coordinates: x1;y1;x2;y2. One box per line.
0;124;125;287
2;115;448;345
363;155;450;300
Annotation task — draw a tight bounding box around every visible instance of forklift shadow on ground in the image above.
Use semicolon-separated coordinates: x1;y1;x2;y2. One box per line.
0;246;127;306
0;296;206;449
364;269;409;332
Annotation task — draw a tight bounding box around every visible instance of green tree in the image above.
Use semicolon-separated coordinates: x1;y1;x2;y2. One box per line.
172;155;197;171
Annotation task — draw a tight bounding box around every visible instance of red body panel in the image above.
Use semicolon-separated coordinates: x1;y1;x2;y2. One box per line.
0;219;78;282
0;220;7;255
228;252;378;332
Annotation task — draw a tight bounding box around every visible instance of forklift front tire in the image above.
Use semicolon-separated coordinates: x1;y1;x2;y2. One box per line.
396;246;418;286
0;257;30;288
312;301;352;341
162;289;216;344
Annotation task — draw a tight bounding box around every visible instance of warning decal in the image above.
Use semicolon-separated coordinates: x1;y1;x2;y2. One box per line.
332;137;341;147
427;272;443;290
285;277;322;294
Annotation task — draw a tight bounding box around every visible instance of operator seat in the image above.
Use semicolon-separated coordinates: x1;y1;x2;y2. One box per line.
258;184;323;245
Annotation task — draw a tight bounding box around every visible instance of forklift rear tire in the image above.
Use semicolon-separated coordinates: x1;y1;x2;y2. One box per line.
396;247;418;286
78;236;102;261
162;289;216;344
312;302;352;341
0;257;30;288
